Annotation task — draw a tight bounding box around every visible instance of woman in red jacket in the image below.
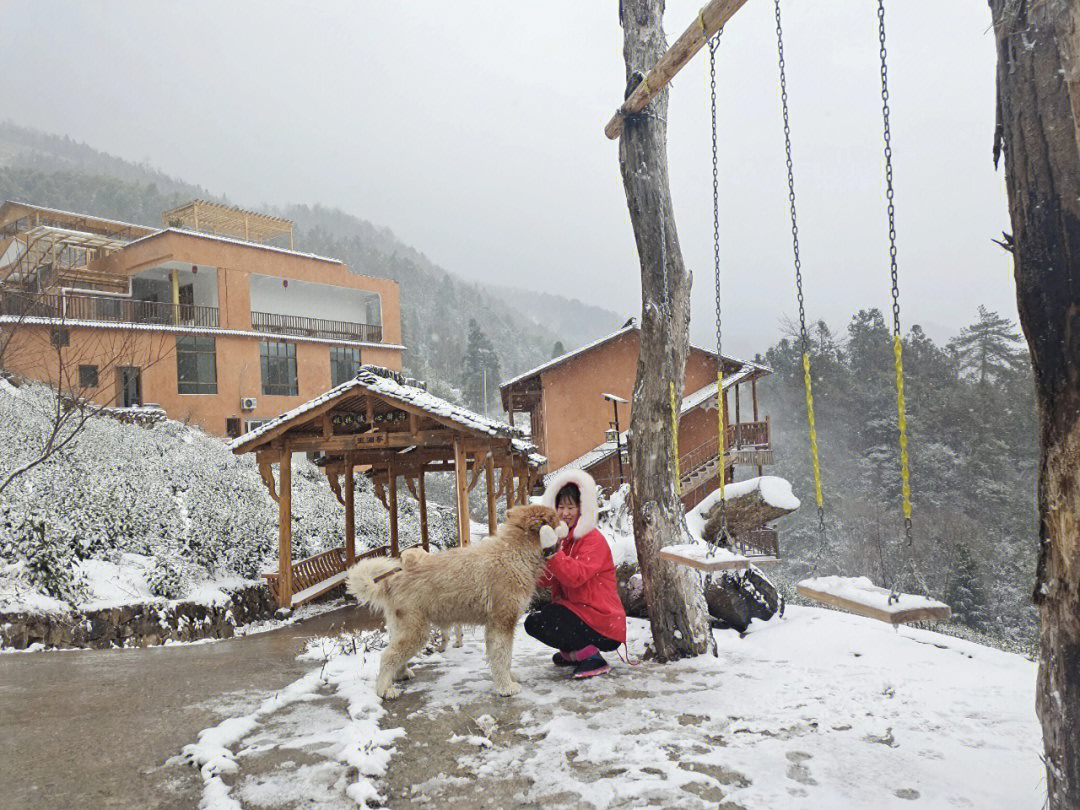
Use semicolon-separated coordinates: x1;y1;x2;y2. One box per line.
525;469;627;679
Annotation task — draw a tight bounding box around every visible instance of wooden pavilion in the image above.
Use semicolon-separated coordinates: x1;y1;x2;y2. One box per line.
229;366;546;609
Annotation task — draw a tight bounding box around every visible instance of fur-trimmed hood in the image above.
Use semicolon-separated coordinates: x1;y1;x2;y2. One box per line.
542;469;600;539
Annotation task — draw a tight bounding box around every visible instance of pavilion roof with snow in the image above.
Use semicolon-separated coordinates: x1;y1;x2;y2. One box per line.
230;365;546;608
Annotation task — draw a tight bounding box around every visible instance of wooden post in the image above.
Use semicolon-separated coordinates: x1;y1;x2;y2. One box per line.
605;0;752;139
388;464;399;557
506;468;515;509
278;447;293;608
454;439;469;546
418;471;429;551
485;453;497;535
344;459;355;566
752;378;759;421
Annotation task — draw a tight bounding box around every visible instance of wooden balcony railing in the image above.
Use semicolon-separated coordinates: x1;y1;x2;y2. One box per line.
251;311;383;343
678;420;772;481
0;290;220;328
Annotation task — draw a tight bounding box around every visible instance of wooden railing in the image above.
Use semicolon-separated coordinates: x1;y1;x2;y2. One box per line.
262;544;390;606
734;527;779;558
251;311;382;343
0;290;220;328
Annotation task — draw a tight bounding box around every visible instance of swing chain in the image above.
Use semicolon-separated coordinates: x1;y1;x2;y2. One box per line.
708;28;729;548
775;0;828;551
878;0;901;342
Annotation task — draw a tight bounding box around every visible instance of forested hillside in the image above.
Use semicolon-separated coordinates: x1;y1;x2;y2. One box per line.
0;122;621;410
758;307;1038;645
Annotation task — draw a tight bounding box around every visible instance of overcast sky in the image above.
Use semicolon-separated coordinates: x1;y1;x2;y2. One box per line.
4;1;1013;358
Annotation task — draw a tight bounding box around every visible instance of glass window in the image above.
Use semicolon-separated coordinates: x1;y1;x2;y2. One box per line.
78;364;99;388
177;336;218;394
260;341;298;396
330;346;362;387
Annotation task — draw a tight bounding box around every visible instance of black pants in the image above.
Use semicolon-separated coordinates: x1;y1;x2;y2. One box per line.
524;603;620;654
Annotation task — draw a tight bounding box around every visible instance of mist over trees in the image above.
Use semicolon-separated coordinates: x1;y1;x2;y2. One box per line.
758;306;1038;644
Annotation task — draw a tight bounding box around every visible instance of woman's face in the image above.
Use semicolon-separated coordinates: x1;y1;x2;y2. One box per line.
556;497;580;530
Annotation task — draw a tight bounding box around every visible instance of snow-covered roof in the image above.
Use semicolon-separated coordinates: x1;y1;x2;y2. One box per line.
122;227;345;265
229;365;545;467
0;315;403;351
2;200;155;236
500;322;771;394
544;368;761;483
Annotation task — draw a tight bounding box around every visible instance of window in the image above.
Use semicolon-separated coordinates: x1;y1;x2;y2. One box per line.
50;327;70;348
226;417;242;438
330;346;362;386
260;341;297;396
177;336;218;394
78;365;99;389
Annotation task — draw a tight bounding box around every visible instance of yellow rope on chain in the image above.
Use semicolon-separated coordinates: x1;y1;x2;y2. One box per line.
671;381;681;496
802;352;824;510
716;371;726;503
893;335;912;520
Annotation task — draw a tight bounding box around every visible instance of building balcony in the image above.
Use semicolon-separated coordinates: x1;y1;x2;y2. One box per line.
250;311;382;343
0;290;220;328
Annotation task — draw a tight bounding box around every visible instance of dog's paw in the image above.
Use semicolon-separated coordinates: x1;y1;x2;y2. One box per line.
378;684;403;700
395;666;415;681
496;680;522;697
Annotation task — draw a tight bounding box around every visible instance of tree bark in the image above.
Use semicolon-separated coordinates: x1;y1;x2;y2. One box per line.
989;2;1080;805
701;486;798;545
618;0;715;661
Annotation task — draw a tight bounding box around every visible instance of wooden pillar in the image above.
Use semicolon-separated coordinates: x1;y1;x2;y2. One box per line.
734;383;741;428
278;447;293;608
752;379;759;421
418;470;429;551
506;468;515;509
485;454;497;535
344;459;355;566
388;465;399;557
454;439;469;546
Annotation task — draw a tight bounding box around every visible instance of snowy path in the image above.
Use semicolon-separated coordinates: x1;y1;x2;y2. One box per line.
181;606;1045;809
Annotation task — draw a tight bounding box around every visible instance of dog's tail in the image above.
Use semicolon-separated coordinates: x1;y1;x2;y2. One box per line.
345;557;401;614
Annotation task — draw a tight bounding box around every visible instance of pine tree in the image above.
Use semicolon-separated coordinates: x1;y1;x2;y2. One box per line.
552;340;565;358
944;540;987;629
948;306;1026;385
460;319;501;412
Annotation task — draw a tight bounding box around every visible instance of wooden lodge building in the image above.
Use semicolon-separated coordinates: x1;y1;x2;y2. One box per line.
500;323;773;509
0;200;402;437
229;365;544;609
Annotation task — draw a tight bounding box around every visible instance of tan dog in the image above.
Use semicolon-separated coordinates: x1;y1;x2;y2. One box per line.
399;547;462;651
346;504;566;699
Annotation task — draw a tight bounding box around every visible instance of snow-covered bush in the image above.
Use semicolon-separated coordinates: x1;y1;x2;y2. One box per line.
0;383;457;609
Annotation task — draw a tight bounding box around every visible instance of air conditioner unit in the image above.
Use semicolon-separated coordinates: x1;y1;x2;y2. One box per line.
240;397;257;411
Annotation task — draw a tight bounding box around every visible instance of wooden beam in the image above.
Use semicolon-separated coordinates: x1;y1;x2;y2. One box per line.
388;465;399;557
259;461;280;504
605;0;752;139
344;461;355;566
467;447;490;492
278;448;293;608
485;454;497;536
454;438;470;546
418;471;429;551
324;468;345;506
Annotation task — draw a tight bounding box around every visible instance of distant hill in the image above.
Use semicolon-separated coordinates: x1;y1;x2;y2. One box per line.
0;122;623;407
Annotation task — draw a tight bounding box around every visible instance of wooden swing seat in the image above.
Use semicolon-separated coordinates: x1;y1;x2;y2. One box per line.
659;543;782;572
796;576;951;626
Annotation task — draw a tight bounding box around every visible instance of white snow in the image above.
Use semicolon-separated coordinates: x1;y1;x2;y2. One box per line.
685;475;800;542
660;542;746;565
799;576;950;613
182;608;1044;809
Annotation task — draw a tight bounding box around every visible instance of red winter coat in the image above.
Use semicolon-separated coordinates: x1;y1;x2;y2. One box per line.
537;527;627;643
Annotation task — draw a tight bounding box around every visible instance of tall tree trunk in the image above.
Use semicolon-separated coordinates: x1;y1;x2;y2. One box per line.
989;2;1080;805
618;0;715;661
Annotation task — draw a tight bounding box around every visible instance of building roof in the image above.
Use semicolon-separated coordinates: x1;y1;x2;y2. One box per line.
122;228;344;265
500;321;771;404
0;201;155;241
229;365;545;468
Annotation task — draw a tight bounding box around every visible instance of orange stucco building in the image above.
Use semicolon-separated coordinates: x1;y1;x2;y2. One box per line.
500;324;772;507
0;200;403;437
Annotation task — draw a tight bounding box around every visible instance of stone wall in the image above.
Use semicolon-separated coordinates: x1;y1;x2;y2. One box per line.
0;583;276;650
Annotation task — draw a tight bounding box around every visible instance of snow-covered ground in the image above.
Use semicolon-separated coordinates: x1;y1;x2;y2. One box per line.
181;606;1043;809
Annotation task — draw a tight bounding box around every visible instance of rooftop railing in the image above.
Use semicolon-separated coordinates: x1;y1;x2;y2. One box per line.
0;290;219;328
